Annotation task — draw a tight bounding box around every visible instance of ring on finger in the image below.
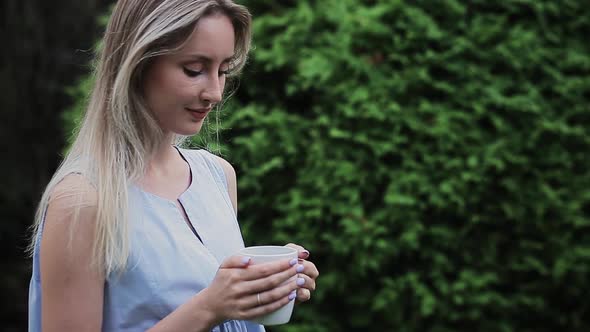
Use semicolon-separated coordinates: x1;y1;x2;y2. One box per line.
257;293;262;306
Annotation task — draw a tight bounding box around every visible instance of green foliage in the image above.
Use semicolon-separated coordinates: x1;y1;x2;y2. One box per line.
63;0;590;330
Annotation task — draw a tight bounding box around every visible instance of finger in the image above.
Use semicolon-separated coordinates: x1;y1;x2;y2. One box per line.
245;294;294;320
243;286;298;318
242;263;303;294
242;258;299;281
285;243;310;259
298;260;319;279
296;288;312;302
246;278;298;309
295;273;316;291
219;255;253;269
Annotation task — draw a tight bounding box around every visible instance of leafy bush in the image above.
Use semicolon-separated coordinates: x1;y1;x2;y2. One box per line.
64;0;590;331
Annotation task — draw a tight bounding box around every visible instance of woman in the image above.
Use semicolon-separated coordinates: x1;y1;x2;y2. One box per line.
27;0;319;331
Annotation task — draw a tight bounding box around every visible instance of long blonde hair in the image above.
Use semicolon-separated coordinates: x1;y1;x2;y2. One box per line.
29;0;252;275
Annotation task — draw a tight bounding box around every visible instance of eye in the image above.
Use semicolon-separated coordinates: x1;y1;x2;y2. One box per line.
183;67;202;77
219;66;234;77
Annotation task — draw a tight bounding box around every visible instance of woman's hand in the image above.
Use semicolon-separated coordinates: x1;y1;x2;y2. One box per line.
200;254;303;325
285;243;319;302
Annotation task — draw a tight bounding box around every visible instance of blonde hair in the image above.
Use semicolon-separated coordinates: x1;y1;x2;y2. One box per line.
29;0;252;275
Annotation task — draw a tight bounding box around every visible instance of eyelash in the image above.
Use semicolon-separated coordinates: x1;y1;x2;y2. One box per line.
183;67;231;77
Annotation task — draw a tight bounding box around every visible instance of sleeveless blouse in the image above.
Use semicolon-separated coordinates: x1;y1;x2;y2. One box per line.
28;148;265;332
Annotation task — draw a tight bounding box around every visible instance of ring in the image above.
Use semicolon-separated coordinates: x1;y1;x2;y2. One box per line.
257;293;261;306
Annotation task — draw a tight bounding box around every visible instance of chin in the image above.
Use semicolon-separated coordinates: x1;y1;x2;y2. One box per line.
176;123;205;136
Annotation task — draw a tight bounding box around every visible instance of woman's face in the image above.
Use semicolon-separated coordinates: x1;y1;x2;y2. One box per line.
143;13;236;136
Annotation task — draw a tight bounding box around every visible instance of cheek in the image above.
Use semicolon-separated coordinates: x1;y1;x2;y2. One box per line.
146;73;193;106
144;70;169;105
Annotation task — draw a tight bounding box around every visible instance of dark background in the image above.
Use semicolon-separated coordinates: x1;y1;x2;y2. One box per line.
1;1;111;330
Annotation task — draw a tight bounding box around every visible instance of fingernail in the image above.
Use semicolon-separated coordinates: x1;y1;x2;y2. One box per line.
241;257;251;265
289;258;298;266
288;291;297;301
296;264;304;273
297;277;305;286
301;250;310;258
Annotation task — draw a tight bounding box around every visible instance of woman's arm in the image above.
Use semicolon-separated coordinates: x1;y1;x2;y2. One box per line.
40;174;104;332
145;292;217;331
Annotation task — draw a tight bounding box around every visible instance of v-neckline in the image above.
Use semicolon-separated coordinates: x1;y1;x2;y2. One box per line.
134;146;195;204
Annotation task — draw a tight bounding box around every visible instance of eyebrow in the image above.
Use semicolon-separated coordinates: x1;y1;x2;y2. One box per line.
182;54;235;64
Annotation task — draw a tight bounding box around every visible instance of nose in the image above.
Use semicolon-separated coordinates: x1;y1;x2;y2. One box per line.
200;74;223;106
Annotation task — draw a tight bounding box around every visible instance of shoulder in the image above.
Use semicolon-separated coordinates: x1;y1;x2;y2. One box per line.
181;148;236;181
199;151;238;214
41;173;102;280
47;173;98;213
43;173;99;262
210;154;236;180
51;173;97;197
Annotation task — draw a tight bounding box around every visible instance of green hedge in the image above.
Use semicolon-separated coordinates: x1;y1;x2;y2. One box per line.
65;1;590;331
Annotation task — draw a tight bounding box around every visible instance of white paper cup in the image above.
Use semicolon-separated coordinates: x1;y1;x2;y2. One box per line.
238;245;298;325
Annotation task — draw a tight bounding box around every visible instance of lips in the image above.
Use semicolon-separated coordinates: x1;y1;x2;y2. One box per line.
186;107;211;120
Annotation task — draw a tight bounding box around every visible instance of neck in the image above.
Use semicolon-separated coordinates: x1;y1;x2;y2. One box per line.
148;135;179;173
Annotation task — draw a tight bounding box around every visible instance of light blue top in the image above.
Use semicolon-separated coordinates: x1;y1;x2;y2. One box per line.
29;148;265;332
